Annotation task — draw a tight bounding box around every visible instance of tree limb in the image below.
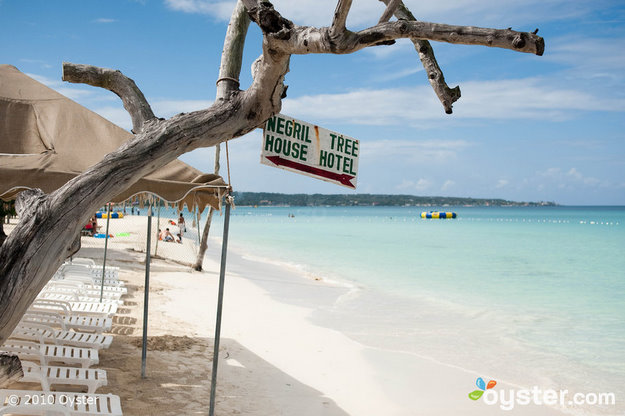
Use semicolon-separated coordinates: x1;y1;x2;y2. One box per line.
380;0;460;114
62;63;156;133
331;0;353;37
278;20;544;56
378;0;401;24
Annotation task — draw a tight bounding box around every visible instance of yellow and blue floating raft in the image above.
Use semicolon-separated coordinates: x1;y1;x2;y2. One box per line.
96;212;124;219
421;211;457;219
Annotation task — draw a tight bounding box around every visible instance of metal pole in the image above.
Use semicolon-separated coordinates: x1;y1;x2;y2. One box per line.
141;204;153;379
100;203;112;303
209;199;232;416
154;200;161;257
196;206;201;245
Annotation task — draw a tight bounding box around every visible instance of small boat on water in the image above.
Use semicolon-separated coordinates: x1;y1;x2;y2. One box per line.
421;211;457;219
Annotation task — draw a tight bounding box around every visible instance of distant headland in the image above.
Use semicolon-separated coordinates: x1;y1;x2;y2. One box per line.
231;192;557;207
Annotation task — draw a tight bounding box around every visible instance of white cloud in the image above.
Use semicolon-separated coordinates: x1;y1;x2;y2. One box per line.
567;168;601;186
25;72;97;101
376;65;423;83
152;100;214;118
539;167;562;179
282;77;625;127
548;36;625;77
495;179;509;189
536;167;604;189
19;59;51;69
363;39;415;60
164;0;377;27
441;179;455;191
362;139;472;163
397;178;431;192
400;0;598;26
92;107;133;130
89;99;215;130
164;0;236;20
93;18;117;23
163;0;602;29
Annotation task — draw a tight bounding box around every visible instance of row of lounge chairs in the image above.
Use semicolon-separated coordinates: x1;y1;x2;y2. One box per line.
0;259;125;415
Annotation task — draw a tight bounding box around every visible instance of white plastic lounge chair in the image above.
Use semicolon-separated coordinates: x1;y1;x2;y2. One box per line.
61;264;120;281
45;280;125;297
63;261;121;279
89;266;119;280
37;291;123;307
12;323;113;350
61;275;125;290
23;311;112;334
56;272;124;289
57;264;122;282
0;390;122;415
45;281;126;299
20;361;108;394
0;340;99;368
0;402;71;415
31;299;117;318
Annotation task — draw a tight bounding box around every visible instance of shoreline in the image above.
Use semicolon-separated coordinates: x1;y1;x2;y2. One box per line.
208;235;572;416
4;214;605;415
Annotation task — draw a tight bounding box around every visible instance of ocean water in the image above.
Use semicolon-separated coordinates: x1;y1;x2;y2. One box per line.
203;205;624;415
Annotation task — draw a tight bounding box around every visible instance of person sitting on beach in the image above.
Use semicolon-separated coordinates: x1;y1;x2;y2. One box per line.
162;228;175;242
89;215;99;236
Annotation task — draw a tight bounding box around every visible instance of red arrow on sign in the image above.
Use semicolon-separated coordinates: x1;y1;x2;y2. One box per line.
266;156;356;189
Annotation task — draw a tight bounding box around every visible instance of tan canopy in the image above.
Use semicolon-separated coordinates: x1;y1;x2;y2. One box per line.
0;64;227;211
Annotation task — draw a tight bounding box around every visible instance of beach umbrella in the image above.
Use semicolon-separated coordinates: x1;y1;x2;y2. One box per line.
0;64;227;210
0;64;230;378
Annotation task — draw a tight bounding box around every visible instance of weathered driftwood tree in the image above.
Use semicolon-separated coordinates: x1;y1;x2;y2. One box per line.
0;0;544;375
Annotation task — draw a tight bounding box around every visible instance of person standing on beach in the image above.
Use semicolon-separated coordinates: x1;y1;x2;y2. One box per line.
178;213;186;239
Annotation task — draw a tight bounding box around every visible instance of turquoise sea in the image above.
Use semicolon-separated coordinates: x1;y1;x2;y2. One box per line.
203;205;624;415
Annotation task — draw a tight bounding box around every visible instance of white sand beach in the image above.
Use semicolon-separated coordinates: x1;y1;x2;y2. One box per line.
5;214;570;415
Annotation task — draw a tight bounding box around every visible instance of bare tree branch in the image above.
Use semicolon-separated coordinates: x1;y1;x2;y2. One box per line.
379;0;460;114
378;0;401;24
278;21;543;56
62;63;156;133
331;0;353;37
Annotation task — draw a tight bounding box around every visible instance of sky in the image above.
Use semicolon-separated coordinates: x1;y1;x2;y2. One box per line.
1;0;624;205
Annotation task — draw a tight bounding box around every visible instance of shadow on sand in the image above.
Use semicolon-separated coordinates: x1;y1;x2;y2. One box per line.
97;335;350;416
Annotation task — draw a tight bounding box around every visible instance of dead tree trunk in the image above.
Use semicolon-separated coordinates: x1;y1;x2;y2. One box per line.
194;1;250;271
0;0;544;364
194;207;216;271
